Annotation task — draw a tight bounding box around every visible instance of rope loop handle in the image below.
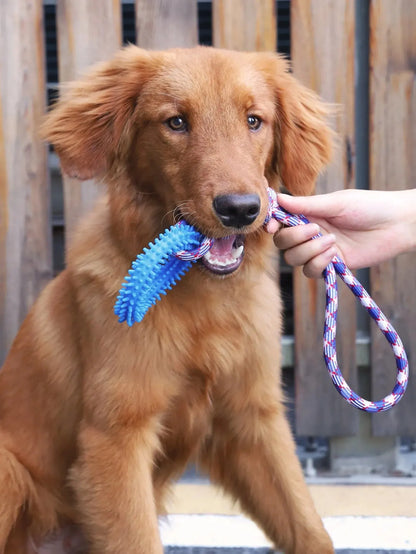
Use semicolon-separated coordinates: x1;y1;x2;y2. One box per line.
266;187;409;412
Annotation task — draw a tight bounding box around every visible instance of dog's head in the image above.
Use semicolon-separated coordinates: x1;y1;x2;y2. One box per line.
42;46;332;276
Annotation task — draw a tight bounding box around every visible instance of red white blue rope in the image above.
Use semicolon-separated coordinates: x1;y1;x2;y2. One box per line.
176;233;214;260
264;187;409;412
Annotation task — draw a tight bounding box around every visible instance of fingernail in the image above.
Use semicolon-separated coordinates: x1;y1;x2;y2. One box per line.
309;223;320;236
326;246;337;260
321;233;336;245
266;219;280;234
277;193;291;205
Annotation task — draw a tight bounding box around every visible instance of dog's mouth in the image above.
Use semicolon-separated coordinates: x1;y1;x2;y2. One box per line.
199;234;245;275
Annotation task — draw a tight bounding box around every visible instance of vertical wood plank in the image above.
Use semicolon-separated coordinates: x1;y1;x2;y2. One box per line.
56;0;122;241
369;0;416;436
291;0;358;435
212;0;276;51
0;0;52;364
135;0;198;49
0;97;7;364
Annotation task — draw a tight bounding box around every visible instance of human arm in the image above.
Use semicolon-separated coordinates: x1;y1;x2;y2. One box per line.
266;188;416;278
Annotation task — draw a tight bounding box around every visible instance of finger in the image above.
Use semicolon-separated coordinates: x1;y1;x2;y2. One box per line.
274;223;320;250
265;219;280;234
277;192;342;218
303;247;338;279
283;234;336;268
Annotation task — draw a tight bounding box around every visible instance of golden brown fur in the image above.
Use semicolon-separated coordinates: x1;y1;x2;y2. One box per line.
0;46;333;553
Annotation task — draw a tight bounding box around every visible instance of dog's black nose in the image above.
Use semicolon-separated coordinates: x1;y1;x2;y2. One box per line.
213;194;261;228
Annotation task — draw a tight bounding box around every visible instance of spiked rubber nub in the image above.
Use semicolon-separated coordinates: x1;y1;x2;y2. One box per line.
114;222;204;325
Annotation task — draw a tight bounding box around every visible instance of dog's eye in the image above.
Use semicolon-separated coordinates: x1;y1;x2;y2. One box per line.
247;115;262;131
166;116;188;132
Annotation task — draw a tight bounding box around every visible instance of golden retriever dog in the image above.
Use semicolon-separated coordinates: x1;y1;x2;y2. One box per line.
0;46;333;554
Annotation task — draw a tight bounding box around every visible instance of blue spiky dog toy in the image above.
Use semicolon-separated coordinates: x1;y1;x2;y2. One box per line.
114;188;279;326
114;222;213;325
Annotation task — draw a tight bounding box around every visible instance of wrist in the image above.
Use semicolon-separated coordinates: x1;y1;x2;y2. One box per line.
398;189;416;254
408;217;416;252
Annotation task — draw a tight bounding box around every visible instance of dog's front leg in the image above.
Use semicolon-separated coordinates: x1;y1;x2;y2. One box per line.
71;422;163;554
200;375;334;554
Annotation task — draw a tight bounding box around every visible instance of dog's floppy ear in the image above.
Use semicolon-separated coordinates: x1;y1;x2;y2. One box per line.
41;46;155;180
257;54;333;196
275;73;333;195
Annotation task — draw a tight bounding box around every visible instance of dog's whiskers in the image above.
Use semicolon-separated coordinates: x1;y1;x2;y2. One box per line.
161;201;194;227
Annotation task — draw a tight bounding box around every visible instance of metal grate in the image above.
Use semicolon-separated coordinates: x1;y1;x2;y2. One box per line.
122;2;136;44
198;2;212;45
277;0;290;57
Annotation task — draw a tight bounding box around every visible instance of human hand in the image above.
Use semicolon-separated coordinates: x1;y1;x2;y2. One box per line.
266;188;416;278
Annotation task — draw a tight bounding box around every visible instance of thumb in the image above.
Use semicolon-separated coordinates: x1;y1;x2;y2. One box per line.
277;193;340;218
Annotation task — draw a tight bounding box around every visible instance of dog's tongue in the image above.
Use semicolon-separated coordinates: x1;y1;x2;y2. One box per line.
201;233;244;274
209;236;236;259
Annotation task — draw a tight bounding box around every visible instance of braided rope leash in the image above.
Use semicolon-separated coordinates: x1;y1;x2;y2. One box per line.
265;187;409;412
114;187;409;412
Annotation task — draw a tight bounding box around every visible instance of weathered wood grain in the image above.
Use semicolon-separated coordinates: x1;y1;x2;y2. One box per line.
135;0;198;49
56;0;122;241
0;96;7;363
212;0;276;51
0;0;52;364
369;0;416;436
291;0;358;435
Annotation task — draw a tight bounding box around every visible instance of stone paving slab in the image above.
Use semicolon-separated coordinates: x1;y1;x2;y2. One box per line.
161;514;416;553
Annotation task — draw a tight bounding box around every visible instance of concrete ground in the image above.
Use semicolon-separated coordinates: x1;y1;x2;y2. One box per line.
161;514;416;553
162;480;416;553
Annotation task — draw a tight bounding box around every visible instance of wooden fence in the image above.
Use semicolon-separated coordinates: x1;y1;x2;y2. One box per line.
0;0;415;440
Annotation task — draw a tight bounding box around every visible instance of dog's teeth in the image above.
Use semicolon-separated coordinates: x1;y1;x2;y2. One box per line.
232;245;244;259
